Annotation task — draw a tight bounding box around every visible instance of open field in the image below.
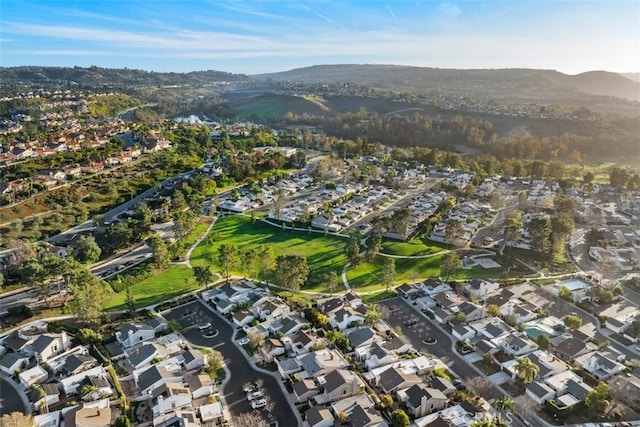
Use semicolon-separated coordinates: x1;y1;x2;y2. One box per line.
381;239;449;257
104;264;196;310
347;254;501;292
230;94;328;119
190;215;348;292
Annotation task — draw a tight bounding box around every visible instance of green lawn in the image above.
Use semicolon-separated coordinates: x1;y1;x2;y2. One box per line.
347;255;501;292
104;265;197;310
381;239;449;257
191;215;348;292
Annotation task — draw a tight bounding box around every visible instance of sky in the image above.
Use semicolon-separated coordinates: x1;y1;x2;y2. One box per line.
1;0;639;75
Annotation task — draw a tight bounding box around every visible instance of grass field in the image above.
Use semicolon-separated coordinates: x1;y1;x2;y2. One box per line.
191;215;348;292
347;254;501;292
381;239;449;257
104;264;197;310
231;94;327;119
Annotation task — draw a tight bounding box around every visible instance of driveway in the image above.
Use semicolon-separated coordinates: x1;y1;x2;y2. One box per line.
163;301;298;427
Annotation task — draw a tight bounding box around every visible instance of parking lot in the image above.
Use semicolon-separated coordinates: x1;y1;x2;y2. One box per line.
162;300;297;427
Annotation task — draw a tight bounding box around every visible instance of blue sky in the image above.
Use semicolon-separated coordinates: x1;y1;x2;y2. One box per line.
1;0;638;75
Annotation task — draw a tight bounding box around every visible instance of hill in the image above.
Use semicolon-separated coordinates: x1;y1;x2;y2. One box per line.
255;64;640;102
0;66;248;90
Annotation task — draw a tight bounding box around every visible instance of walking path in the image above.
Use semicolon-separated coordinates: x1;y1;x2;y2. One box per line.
184;215;220;268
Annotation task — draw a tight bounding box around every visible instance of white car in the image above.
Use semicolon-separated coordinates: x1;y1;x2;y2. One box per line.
247;391;263;401
251;399;267;409
197;323;211;330
237;338;250;346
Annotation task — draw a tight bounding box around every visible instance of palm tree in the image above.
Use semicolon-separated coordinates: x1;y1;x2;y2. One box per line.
515;356;540;384
495;396;515;413
32;384;48;413
81;384;98;401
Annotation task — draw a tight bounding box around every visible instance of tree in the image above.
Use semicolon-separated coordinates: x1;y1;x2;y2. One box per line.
258;246;275;281
390;208;411;239
527;216;552;253
504;210;523;246
453;312;466;325
515;356;539;383
234;412;267;427
564;314;583;330
193;265;214;289
172;210;198;238
125;285;136;317
81;384;98;401
345;235;361;265
487;304;501;317
609;167;629;190
391;409;410;427
379;394;394;408
167;319;182;333
1;412;34;427
96;222;133;254
73;235;101;263
495;396;515;413
536;334;551;350
76;328;102;345
246;329;265;349
207;350;224;370
585;381;610;414
272;190;286;219
558;286;571;300
69;268;109;326
217;243;238;281
440;252;462;280
325;270;339;296
275;254;310;295
364;305;381;326
337;411;348;424
115;416;131;427
381;257;396;294
465;376;494;397
367;232;382;261
445;219;465;245
147;234;170;268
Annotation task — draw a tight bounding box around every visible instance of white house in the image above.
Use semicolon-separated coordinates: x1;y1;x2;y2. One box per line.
19;365;48;387
32;332;72;363
575;351;625;380
60;366;110;396
0;352;30;375
464;279;500;300
116;324;156;348
186;374;214;399
151;382;192;417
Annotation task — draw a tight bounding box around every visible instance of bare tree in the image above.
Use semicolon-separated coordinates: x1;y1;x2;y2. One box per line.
465;376;494;397
234;412;267;427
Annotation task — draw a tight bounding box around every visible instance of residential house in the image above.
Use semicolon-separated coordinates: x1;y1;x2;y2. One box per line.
75;407;112;427
151;382;192;417
232;310;254;328
315;369;364;403
553;336;594;362
63;354;97;376
575;351;625;380
32;383;61;411
32;332;71;363
331;305;366;330
528;350;570;379
452;324;476;342
178;349;204;371
60;366;110;396
376;366;422;394
125;344;159;370
455;301;485;322
283;331;316;356
348;404;388;427
116;324;156;348
186;374;214;399
419;279;452;297
432;307;453;325
398;384;447;418
0;352;30;375
135;365;182;396
277;349;349;380
526;381;556;405
3;332;33;353
553;278;594;303
430;377;456;397
397;283;421;299
499;333;538;357
362;342;398;371
464;279;500;300
347;327;377;350
251;299;290;321
19;365;48;387
153;410;199;427
269;314;310;336
304;407;334;427
199;402;224;425
293;379;320;403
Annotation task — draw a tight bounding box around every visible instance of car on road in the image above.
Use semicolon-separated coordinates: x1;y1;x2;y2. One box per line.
243;383;257;393
251;399;267;409
237;338;250;346
405;319;419;326
197;323;211;330
247;391;263;401
452;379;466;390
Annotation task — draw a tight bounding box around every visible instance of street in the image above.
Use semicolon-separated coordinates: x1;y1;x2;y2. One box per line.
162;300;298;427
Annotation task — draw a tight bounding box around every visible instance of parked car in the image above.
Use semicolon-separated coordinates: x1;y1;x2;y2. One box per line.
197;323;211;330
247;391;263;401
243;383;257;393
251;399;267;409
237;338;250;346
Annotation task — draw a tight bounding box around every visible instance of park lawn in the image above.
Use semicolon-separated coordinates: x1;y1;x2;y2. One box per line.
191;215;348;292
347;254;501;292
103;265;197;311
381;239;449;257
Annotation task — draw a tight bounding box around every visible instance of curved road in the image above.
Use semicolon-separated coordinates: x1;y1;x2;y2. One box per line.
0;376;28;416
